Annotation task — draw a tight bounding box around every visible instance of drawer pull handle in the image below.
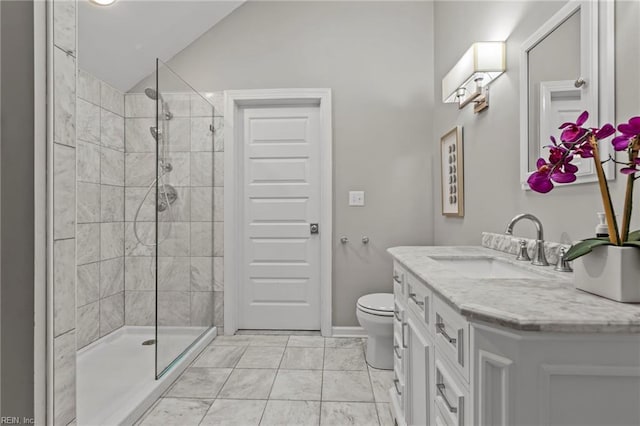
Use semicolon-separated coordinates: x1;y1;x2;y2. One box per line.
436;383;458;414
393;378;402;396
436;322;457;345
394;309;401;322
409;293;425;307
402;321;407;349
393;344;402;359
393;274;401;284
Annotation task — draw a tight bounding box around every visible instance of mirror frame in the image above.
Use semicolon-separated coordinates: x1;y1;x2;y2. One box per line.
519;0;615;190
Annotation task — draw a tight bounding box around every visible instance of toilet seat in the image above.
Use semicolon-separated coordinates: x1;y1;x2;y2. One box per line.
357;293;394;317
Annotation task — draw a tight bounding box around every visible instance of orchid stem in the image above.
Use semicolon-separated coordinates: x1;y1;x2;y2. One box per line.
621;136;639;242
590;135;621;245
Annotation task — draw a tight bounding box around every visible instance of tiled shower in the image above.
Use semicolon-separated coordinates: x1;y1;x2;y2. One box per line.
72;65;224;423
75;70;224;348
47;1;225;422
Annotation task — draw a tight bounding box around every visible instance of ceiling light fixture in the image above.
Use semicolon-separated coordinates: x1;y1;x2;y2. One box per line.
90;0;117;6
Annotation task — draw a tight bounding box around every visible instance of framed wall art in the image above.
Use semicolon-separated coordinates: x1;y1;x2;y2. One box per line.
440;126;464;217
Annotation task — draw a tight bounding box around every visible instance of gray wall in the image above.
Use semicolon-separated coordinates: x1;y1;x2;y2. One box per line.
132;1;435;326
432;0;640;246
0;0;35;419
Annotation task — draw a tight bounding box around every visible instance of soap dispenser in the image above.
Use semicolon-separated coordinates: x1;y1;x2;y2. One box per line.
595;212;608;238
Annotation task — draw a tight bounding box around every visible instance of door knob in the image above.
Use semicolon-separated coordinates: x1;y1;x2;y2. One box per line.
310;223;319;234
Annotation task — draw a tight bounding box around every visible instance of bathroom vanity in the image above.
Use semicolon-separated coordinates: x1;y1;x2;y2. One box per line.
388;246;640;426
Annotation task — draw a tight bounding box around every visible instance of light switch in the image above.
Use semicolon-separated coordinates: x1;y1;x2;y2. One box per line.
349;191;365;206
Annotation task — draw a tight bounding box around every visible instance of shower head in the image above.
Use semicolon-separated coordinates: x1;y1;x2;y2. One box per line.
144;87;161;101
145;88;173;120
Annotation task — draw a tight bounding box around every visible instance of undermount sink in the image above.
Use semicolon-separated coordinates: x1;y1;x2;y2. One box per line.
432;256;549;279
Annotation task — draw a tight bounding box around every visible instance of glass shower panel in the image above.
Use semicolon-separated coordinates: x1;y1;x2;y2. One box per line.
155;59;217;378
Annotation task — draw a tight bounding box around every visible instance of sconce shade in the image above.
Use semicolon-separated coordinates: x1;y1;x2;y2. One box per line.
442;41;506;103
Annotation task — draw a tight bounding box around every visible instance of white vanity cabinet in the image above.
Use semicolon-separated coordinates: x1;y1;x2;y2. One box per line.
389;255;640;426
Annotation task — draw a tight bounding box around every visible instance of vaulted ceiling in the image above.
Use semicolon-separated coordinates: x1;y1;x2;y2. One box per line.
78;0;244;92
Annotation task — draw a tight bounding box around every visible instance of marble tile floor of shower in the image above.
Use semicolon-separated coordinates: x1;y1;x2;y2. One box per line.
135;334;394;426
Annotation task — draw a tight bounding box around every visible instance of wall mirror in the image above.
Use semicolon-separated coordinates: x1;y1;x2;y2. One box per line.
520;0;615;189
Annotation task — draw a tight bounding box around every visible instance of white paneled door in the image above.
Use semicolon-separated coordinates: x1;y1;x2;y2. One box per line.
239;106;321;330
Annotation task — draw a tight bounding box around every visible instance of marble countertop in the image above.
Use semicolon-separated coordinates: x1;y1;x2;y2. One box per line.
388;246;640;333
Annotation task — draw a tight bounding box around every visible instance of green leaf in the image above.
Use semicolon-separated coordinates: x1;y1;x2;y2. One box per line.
627;230;640;242
565;239;613;261
622;241;640;249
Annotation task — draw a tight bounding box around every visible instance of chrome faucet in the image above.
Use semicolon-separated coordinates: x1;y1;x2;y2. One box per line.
504;213;549;266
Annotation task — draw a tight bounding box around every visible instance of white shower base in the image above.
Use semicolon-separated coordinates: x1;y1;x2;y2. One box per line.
77;325;216;426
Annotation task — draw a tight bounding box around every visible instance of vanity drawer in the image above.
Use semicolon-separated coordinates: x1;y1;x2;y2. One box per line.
406;272;431;329
434;393;457;426
433;297;469;382
392;369;405;408
434;356;469;426
393;332;404;375
393;302;405;344
393;262;405;297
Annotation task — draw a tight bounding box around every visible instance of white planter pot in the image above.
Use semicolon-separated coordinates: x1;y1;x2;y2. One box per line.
573;245;640;302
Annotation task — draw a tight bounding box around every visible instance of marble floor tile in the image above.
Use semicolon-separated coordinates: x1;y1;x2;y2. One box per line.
260;400;320;426
139;398;211;426
237;330;320;336
280;347;324;370
200;399;266;426
218;369;276;399
376;403;394;426
166;367;232;399
247;335;290;347
322;371;374;402
193;345;246;368
320;402;380;426
287;335;325;348
324;348;367;371
324;337;365;349
269;370;322;401
210;335;253;346
236;346;285;369
369;369;394;403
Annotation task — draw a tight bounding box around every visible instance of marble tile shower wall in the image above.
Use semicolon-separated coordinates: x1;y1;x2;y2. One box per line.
75;70;126;349
52;1;77;424
123;92;224;332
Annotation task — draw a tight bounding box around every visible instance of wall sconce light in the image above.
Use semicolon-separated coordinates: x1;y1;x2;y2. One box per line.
442;41;506;113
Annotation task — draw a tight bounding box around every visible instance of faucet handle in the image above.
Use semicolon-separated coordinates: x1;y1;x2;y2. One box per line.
554;247;573;272
516;240;531;261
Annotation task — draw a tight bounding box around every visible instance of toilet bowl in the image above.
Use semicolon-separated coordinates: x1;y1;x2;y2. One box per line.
356;293;394;370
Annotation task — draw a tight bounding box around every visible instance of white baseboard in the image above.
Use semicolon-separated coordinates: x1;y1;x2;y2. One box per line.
331;326;366;337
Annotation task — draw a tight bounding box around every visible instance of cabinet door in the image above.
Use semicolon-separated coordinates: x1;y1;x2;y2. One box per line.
406;316;432;426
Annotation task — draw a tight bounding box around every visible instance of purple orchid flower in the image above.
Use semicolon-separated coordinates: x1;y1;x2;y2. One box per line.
594;123;616;140
574;140;594;158
620;158;640;175
529;111;616;193
528;154;578;193
559;111;589;142
612;116;640;151
528;159;554;193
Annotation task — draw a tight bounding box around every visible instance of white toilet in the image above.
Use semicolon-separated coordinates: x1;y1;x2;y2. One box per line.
356;293;394;370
